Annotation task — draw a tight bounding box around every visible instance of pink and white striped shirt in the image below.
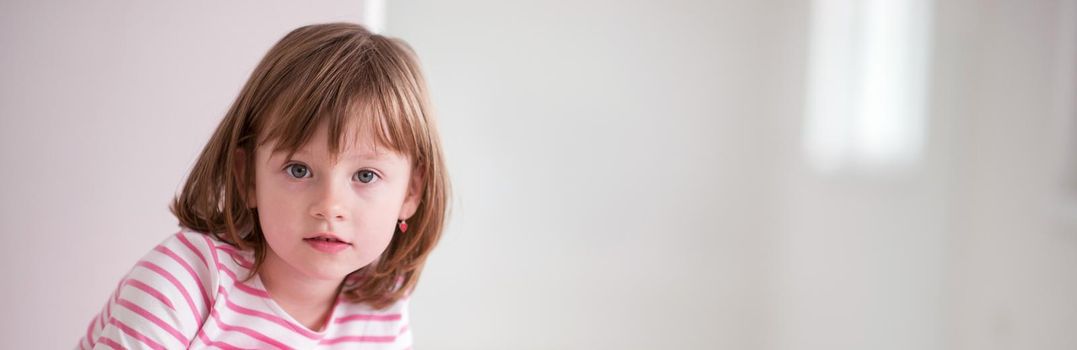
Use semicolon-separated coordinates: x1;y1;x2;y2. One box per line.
78;229;413;349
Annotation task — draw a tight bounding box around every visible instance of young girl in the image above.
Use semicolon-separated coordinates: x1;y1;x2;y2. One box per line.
78;22;450;349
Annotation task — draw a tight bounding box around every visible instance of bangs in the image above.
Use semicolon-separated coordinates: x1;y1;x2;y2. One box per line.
254;33;429;165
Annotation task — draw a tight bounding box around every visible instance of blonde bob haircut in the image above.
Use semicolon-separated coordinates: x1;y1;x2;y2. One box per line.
171;22;450;309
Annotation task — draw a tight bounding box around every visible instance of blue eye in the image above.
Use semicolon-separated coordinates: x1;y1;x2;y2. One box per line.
285;164;311;179
355;170;379;184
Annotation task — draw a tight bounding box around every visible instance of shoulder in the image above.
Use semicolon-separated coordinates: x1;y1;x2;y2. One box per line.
115;228;229;316
89;229;227;348
125;228;223;297
147;228;227;272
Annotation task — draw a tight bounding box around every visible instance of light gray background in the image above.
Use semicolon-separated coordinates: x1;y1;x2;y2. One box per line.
2;0;1076;349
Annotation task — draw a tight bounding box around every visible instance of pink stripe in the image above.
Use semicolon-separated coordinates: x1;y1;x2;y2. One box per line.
216;244;239;253
156;245;212;309
104;278;123;324
217;262;242;281
216;245;254;268
116;298;188;346
201;235;223;272
98;308;106;334
96;336;123;349
195;331;253;350
103;283;118;323
136;261;203;325
319;334;397;345
108;317;166;350
124;278;175;310
177;233;210;270
199;234;270;301
85;313;98;347
399;323;410;334
217;286;320;340
217;262;271;298
335;313;402;323
208;307;294;349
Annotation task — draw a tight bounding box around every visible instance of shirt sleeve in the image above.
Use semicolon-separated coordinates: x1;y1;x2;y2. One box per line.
78;231;221;349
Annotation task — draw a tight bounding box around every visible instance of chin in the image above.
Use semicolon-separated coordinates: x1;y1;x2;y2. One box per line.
304;264;357;281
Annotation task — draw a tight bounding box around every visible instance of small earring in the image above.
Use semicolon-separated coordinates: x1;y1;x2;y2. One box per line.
398;219;408;233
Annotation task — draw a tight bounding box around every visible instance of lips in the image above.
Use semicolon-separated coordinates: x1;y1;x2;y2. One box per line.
304;233;352;254
303;233;352;245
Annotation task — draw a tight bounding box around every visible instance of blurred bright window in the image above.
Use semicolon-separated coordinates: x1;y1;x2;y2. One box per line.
803;0;932;172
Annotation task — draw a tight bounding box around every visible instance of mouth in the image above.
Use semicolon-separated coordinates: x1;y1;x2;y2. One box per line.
303;233;352;254
302;233;352;245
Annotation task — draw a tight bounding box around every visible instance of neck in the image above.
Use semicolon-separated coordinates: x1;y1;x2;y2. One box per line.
259;249;343;331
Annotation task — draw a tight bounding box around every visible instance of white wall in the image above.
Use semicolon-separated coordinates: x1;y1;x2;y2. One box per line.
387;0;801;348
0;1;365;348
387;0;1077;349
938;1;1077;348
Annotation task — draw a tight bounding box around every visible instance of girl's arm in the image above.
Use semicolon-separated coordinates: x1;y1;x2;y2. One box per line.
78;231;220;349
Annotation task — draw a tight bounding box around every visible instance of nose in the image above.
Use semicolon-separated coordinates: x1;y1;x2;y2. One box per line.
309;179;348;221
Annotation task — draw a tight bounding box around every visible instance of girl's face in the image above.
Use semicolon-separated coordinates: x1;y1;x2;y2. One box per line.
249;122;422;282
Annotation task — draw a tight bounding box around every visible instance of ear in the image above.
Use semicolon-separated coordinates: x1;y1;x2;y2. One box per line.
398;166;425;220
234;148;257;209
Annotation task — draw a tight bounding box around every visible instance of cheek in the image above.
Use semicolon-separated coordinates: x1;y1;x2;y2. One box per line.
351;209;399;253
254;179;306;231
